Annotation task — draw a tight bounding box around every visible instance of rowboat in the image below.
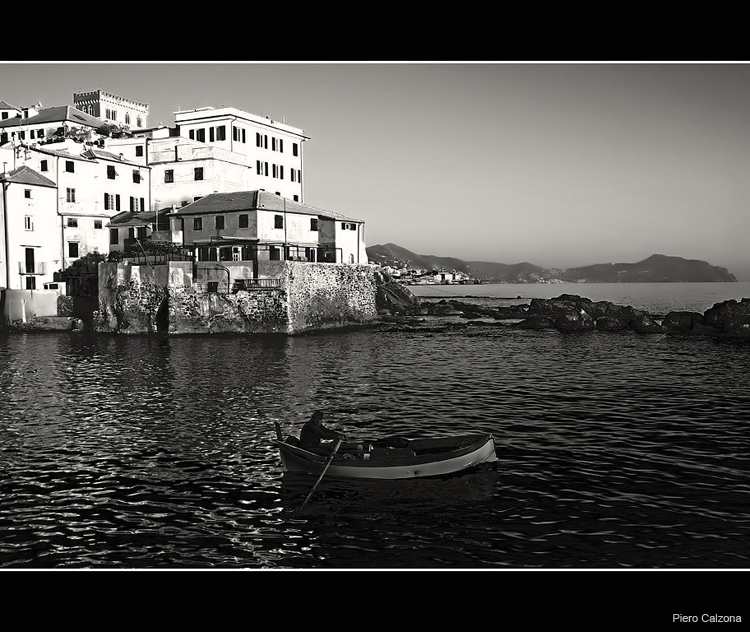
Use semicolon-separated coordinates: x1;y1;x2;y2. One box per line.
275;423;498;480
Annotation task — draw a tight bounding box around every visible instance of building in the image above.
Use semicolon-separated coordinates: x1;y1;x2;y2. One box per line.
167;190;366;283
73;90;149;130
1;89;368;299
0;165;58;290
0;105;104;147
0;137;152;289
172;106;309;202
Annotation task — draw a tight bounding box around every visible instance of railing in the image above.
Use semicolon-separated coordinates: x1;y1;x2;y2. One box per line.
232;278;282;291
19;262;46;275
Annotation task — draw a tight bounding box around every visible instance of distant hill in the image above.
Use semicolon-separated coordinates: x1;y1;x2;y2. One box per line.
365;244;737;283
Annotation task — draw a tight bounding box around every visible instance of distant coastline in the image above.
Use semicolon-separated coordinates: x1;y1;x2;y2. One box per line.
367;244;737;284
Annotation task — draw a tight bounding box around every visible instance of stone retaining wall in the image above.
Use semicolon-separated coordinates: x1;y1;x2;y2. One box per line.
95;261;379;335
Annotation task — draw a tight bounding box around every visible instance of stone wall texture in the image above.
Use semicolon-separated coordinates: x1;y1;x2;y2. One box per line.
95;261;378;335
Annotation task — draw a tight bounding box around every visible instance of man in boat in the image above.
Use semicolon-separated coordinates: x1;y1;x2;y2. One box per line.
299;411;342;456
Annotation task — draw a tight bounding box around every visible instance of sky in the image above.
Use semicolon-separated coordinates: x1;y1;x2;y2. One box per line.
3;61;750;279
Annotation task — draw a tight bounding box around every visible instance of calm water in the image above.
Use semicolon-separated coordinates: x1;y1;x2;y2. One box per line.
2;282;750;570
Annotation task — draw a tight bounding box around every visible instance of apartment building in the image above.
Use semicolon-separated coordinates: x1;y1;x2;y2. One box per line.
0;139;151;288
0;165;59;290
172;106;309;202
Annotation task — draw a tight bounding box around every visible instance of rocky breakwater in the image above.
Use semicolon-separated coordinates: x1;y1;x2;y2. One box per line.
423;294;664;333
422;293;750;337
662;298;750;337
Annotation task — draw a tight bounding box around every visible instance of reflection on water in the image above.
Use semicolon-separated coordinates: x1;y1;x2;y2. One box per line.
2;316;750;569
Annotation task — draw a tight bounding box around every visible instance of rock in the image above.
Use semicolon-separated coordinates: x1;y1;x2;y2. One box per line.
663;311;705;333
374;271;421;316
703;298;750;334
554;310;596;332
515;315;556;329
595;315;631;331
631;314;666;333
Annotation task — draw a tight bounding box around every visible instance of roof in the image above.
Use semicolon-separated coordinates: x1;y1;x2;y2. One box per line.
171;190;361;222
81;147;143;166
0;100;21;111
0;105;103;129
0;165;56;187
108;207;172;227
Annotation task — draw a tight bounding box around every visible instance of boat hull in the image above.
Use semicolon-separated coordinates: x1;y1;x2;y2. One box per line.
277;434;498;480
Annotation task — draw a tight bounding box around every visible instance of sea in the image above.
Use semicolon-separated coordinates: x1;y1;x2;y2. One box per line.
2;282;750;585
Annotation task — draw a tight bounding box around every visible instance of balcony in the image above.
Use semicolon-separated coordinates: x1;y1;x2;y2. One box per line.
19;262;47;275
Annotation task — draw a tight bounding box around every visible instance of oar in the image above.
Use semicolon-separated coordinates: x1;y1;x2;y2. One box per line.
297;438;342;514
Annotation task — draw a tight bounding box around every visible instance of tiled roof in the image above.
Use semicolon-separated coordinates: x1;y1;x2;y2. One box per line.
0;165;56;187
107;207;173;227
171;190;360;222
0;105;103;129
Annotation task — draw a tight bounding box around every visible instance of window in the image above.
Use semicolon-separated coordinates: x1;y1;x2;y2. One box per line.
132;170;141;183
107;165;116;179
216;125;226;141
94;220;103;229
26;277;36;290
24;189;31;199
207;281;219;293
165;170;174;183
40;160;48;172
104;193;120;211
310;218;319;231
110;229;119;245
270;246;280;261
67;218;78;228
274;215;284;229
215;216;225;229
293;143;299;156
194;217;203;231
66;161;74;173
209;127;214;142
196;129;205;142
239;214;249;228
194;167;203;180
24;216;33;231
66;188;75;203
136;146;144;157
68;242;79;258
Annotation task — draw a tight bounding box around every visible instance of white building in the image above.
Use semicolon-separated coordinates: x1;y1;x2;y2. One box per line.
0;165;59;290
0;138;152;288
172;106;309;202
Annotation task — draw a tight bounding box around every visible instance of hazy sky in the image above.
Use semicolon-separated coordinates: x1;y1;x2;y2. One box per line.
4;61;750;278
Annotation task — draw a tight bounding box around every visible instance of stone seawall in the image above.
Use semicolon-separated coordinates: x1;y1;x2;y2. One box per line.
285;262;378;333
95;261;379;335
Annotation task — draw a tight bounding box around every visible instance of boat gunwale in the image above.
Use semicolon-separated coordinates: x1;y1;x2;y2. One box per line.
277;433;496;472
